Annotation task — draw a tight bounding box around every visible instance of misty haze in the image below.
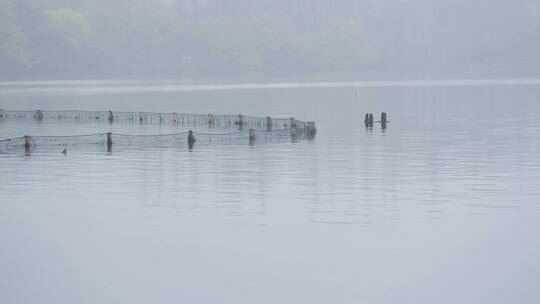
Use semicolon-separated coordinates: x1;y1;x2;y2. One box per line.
1;1;540;303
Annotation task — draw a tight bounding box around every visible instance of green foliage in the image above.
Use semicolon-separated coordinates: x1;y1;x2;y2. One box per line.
0;0;379;78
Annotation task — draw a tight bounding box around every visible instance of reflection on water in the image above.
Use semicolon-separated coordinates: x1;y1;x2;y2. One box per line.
1;83;540;303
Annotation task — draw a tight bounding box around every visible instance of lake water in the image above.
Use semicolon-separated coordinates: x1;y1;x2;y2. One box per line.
1;80;540;303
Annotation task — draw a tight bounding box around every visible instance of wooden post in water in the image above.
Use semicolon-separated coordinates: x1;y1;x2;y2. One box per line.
290;125;299;143
289;117;297;128
107;132;113;153
208;113;215;127
139;112;144;124
188;130;196;150
381;112;387;124
33;110;44;121
364;113;370;127
307;122;317;140
0;109;5;119
369;113;374;127
236;114;244;130
172;112;177;125
249;129;256;146
108;111;114;123
24;135;32;155
266;116;273;131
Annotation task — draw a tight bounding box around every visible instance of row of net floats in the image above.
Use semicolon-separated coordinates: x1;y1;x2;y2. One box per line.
0;109;311;131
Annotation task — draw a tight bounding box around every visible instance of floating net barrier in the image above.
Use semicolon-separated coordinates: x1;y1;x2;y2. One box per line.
0;127;317;155
0;109;317;154
0;110;309;131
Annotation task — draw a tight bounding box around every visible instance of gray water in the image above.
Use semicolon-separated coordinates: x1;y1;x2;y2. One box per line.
1;81;540;303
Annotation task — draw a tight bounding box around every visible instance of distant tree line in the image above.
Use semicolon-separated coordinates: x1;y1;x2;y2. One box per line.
0;0;377;79
1;0;540;79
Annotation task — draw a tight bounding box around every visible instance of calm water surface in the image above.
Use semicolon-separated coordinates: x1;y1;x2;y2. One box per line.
1;81;540;303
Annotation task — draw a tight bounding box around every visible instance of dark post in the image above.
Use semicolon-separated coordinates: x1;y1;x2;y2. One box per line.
307;122;317;140
266;116;273;131
289;117;297;128
188;130;196;150
290;125;299;143
139;112;144;124
172;113;177;125
364;113;370;127
0;109;4;119
381;112;387;124
369;113;374;127
208;113;215;127
108;111;114;123
24;135;32;155
249;129;256;146
107;132;113;153
236;114;244;129
33;110;44;121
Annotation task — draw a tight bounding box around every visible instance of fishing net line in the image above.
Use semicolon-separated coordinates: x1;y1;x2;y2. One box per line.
0;129;313;154
0;110;317;155
0;110;307;130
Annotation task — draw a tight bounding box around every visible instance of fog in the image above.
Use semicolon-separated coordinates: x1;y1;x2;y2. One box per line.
1;0;540;80
3;2;540;303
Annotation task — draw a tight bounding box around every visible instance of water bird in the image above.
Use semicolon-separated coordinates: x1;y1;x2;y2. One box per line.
62;149;67;155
